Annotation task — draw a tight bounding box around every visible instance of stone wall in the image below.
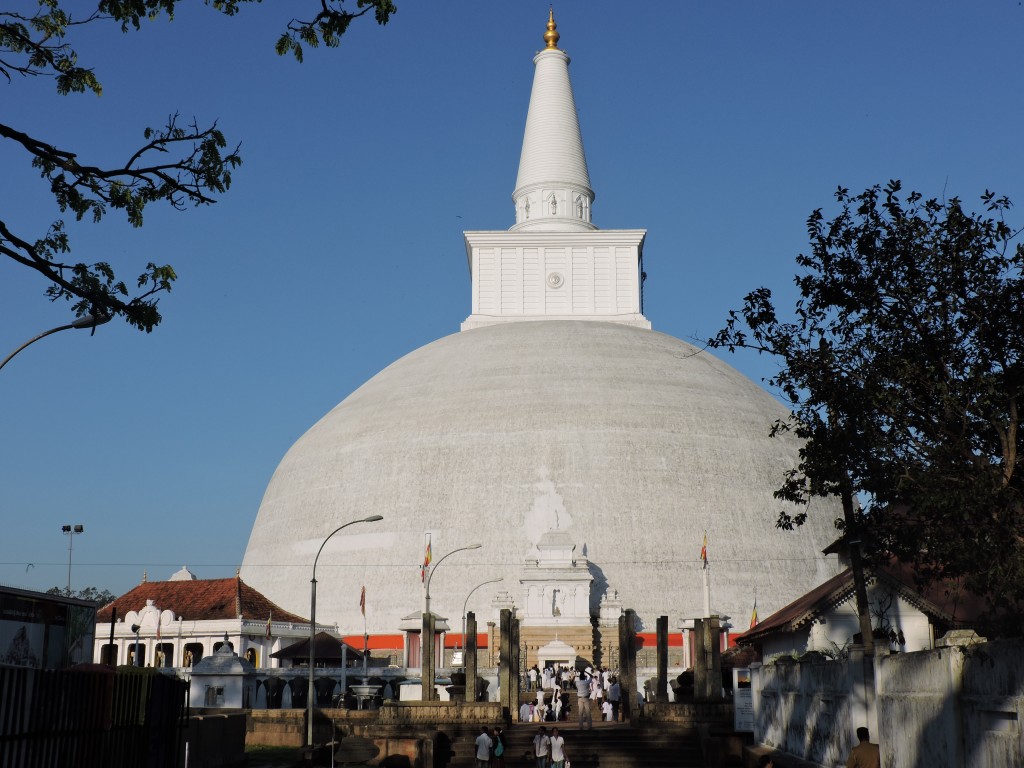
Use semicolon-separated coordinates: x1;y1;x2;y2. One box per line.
749;639;1024;768
643;700;732;726
247;709;307;748
376;700;503;729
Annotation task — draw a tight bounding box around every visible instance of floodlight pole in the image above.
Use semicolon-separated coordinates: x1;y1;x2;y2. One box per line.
62;524;84;596
307;515;383;748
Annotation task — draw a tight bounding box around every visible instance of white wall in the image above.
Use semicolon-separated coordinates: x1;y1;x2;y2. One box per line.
750;639;1024;768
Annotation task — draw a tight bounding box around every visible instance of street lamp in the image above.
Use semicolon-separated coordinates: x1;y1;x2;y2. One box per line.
307;514;383;748
130;623;141;667
421;543;480;702
424;543;482;616
0;314;111;372
460;578;503;656
61;524;84;596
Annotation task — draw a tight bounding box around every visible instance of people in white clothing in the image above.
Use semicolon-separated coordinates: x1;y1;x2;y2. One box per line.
475;727;494;768
549;727;567;768
533;726;551;768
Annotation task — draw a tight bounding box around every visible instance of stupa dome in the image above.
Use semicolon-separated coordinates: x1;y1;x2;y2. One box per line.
241;11;842;646
240;320;840;634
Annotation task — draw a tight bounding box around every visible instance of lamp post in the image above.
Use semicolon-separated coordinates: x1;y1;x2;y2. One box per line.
61;524;84;596
424;543;482;616
0;314;111;372
460;578;503;655
307;514;383;748
130;623;141;667
421;544;480;700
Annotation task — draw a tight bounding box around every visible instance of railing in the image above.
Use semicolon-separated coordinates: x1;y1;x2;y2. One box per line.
0;665;188;768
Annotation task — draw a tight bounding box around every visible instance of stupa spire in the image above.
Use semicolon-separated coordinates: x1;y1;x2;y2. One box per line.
544;7;560;50
511;11;595;232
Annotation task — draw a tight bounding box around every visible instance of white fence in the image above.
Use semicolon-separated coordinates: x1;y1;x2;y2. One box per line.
750;639;1024;768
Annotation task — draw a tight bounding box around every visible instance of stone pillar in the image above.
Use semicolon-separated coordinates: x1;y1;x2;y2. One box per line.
499;608;512;720
693;616;723;701
656;615;669;702
510;613;521;721
421;612;436;701
708;615;722;700
618;609;638;722
466;611;478;703
693;618;707;700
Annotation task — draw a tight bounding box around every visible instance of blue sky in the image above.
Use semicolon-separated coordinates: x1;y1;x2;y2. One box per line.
2;1;1022;598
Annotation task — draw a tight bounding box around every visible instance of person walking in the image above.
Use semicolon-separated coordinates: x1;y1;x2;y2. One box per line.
492;726;507;768
549;727;567;768
574;672;593;729
845;727;880;768
519;700;532;723
532;726;551;768
607;677;621;722
475;727;494;768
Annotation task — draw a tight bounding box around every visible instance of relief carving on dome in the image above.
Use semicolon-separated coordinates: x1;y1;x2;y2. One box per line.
524;465;572;546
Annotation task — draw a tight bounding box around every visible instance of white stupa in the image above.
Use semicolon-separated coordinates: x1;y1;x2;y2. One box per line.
240;12;841;653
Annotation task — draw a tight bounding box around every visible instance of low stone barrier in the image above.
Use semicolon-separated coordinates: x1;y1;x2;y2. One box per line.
376;700;503;728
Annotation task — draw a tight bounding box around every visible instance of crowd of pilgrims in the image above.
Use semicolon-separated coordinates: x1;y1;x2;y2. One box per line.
519;664;622;722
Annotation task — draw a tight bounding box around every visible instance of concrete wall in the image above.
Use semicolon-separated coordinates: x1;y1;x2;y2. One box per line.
752;656;859;767
750;640;1024;768
878;639;1024;768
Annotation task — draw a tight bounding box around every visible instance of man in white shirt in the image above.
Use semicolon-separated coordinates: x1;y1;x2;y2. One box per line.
549;727;567;768
532;726;551;768
474;726;493;768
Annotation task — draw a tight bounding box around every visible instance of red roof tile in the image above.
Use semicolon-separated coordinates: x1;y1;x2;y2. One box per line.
95;577;307;624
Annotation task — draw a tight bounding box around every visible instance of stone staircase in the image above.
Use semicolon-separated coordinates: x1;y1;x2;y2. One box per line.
446;719;704;768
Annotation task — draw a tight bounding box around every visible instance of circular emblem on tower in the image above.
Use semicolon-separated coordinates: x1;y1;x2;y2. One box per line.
547;272;564;289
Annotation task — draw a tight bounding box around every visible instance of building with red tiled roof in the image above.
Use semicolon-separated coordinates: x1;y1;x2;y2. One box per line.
92;566;327;670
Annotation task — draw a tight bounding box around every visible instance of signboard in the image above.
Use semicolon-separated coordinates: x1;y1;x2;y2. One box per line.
733;667;754;732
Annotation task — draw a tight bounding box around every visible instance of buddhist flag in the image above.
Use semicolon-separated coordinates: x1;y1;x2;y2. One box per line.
750;599;758;629
700;532;708;570
360;586;366;616
266;612;272;639
421;537;432;582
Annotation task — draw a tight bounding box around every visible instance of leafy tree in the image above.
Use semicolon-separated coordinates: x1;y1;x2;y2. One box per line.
1;0;396;331
711;180;1024;635
47;585;117;604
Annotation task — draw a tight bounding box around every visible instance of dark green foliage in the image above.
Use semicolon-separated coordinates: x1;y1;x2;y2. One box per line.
1;1;395;331
711;181;1024;633
47;585;117;604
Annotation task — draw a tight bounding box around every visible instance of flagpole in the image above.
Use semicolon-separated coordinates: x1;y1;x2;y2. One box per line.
701;530;711;618
702;565;711;618
361;586;368;679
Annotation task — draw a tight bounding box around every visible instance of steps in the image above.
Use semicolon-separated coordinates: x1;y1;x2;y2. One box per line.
448;721;705;768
